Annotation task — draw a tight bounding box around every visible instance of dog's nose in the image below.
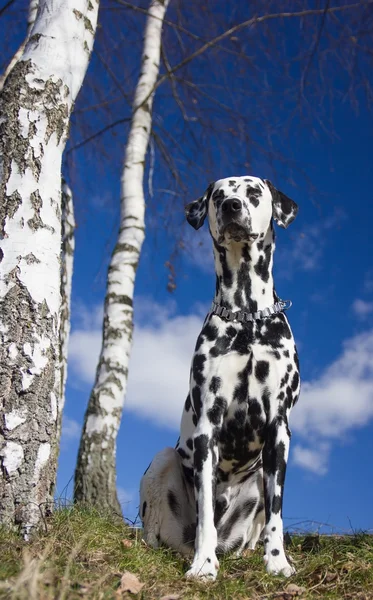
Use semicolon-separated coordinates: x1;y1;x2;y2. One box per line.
222;198;242;213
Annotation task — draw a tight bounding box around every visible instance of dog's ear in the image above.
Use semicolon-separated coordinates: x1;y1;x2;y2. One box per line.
265;180;298;229
185;183;214;230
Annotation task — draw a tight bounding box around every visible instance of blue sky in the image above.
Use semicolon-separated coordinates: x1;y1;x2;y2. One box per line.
1;0;373;532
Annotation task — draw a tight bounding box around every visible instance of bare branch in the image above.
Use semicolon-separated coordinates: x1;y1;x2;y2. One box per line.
139;2;373;112
67;116;131;154
0;0;15;18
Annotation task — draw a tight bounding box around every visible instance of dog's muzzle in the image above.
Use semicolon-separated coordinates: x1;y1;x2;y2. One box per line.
218;198;257;243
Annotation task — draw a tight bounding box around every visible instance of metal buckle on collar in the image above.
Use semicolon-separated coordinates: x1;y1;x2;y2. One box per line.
279;299;292;311
221;307;235;321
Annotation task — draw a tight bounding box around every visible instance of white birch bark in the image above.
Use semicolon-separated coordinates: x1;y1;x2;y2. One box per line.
0;0;39;93
58;179;75;441
0;0;98;534
74;0;170;512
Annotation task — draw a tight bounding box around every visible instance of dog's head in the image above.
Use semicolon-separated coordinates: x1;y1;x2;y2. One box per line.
185;176;298;247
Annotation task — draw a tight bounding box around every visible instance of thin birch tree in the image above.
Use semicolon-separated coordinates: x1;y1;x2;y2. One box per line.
74;0;170;513
0;0;98;533
59;180;75;442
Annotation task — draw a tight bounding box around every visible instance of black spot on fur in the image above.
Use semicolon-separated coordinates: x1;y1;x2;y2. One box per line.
291;371;299;392
214;497;228;525
192;386;202;419
254;244;272;283
272;495;282;514
204;323;219;341
255;360;269;383
209;376;222;394
167;490;180;517
182;464;194;485
242;498;257;517
186;438;193;451
231;327;254;354
194;434;209;473
218;505;243;542
182;523;196;546
210;332;234;357
272;526;276;532
259;315;292;349
142;501;147;519
177;447;190;460
207;396;227;425
192;353;206;386
271;548;280;556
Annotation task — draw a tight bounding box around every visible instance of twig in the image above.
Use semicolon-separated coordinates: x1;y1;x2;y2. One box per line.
67;116;130;154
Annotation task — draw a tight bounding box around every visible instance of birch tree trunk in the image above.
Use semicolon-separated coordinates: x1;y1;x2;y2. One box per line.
58;180;75;441
74;0;170;513
0;0;39;93
0;0;98;534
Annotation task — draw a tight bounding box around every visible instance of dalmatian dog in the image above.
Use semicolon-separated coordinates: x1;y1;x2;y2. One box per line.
140;176;300;581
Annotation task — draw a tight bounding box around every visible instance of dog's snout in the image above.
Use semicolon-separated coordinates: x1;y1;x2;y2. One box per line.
222;198;242;213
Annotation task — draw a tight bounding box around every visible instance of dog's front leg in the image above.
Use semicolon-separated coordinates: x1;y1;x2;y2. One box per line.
262;417;295;577
185;424;219;581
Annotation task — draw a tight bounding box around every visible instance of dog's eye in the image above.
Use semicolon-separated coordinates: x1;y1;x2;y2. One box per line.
250;196;260;208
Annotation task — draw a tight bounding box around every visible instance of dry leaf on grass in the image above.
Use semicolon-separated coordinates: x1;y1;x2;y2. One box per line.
284;583;306;596
116;571;144;596
159;595;181;600
121;539;134;549
324;571;338;583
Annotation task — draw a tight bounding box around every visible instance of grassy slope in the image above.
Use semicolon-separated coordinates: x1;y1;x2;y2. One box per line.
0;507;372;599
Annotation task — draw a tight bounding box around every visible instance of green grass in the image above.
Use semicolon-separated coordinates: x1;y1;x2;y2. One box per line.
0;506;372;599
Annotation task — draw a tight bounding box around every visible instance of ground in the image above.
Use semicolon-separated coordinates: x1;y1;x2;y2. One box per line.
0;506;372;599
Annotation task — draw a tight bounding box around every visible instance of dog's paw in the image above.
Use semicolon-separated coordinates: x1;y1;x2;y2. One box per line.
264;552;295;577
185;554;219;581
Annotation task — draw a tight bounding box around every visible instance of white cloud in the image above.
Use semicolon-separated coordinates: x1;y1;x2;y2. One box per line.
291;329;373;438
68;298;206;429
291;328;373;474
68;298;373;476
68;328;101;386
276;211;344;278
292;443;329;475
352;299;373;318
126;313;204;428
61;416;81;441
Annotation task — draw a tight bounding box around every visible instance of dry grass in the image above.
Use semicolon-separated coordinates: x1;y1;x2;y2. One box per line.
0;506;372;599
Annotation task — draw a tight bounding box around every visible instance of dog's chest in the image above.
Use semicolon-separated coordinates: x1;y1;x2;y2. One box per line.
189;314;299;471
